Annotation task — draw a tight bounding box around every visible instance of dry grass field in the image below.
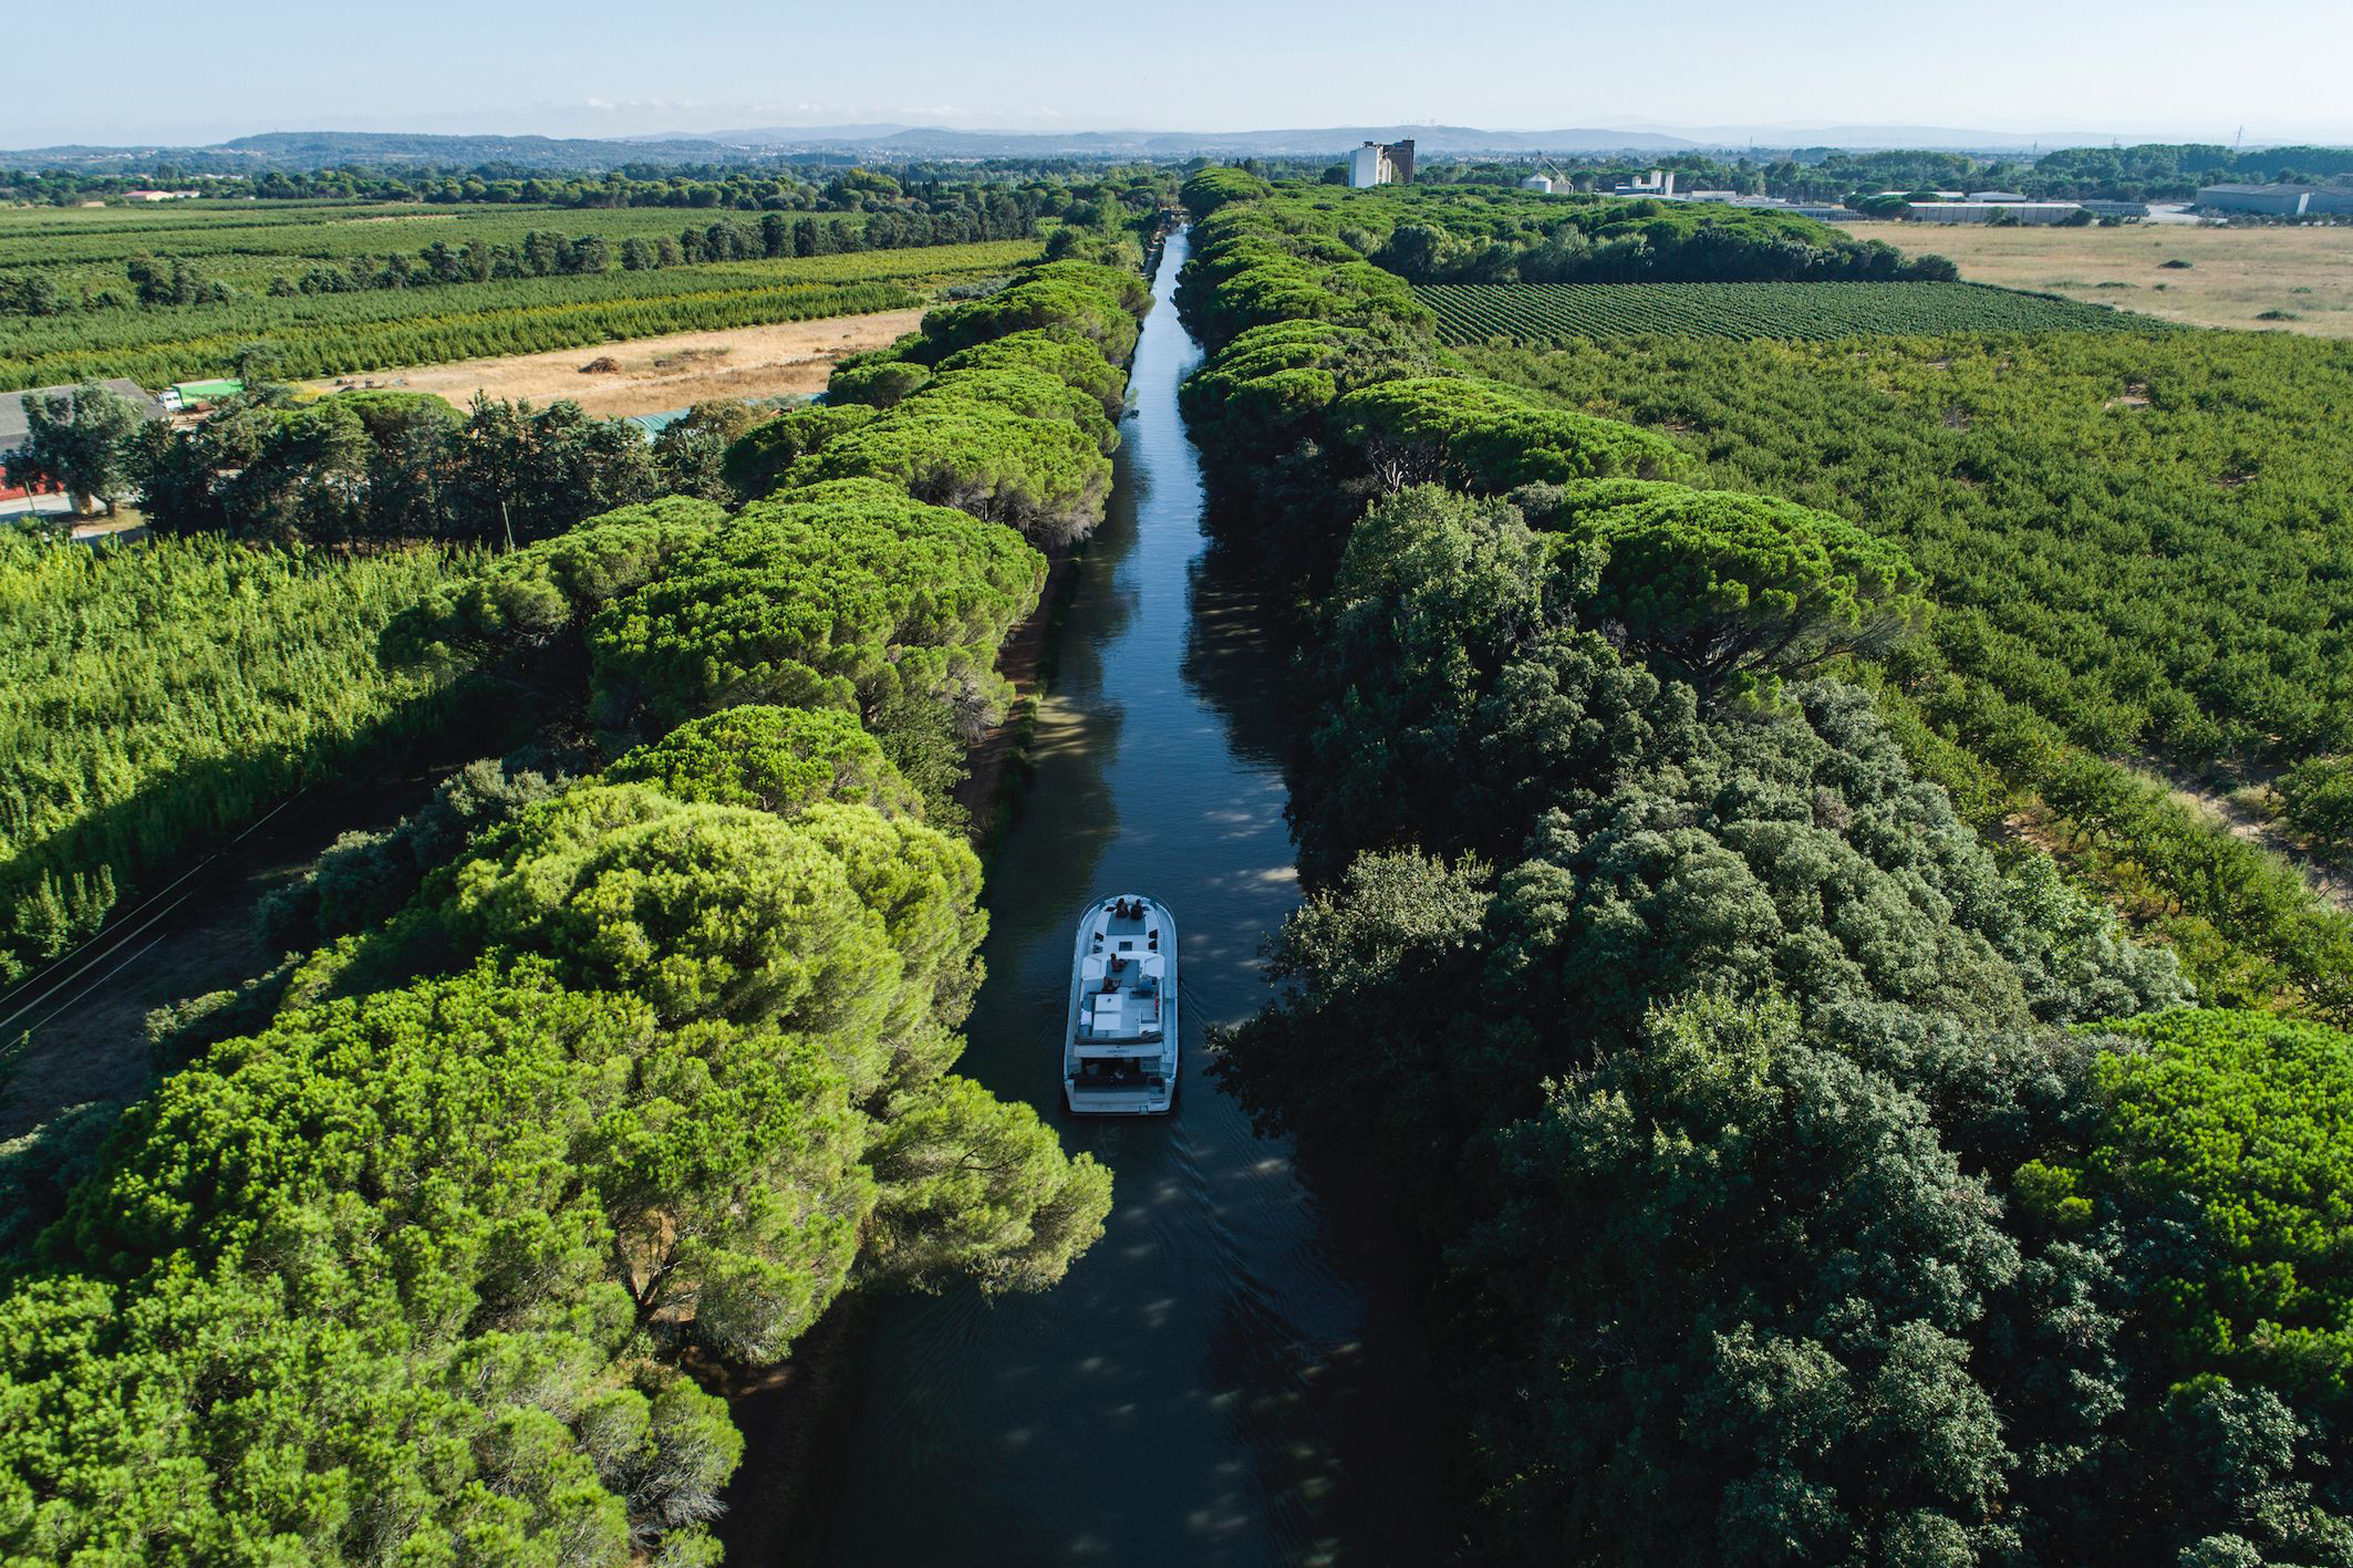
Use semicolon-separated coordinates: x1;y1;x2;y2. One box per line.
300;306;925;417
1847;220;2353;336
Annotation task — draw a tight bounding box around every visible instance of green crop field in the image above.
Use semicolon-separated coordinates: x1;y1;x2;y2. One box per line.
0;238;1042;389
0;199;1024;294
1414;280;2154;344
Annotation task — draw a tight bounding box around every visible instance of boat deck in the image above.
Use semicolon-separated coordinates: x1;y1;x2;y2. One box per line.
1075;902;1168;1052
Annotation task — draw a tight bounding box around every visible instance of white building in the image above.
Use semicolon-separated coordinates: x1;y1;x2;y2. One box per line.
1612;170;1678;198
1519;175;1554;193
1346;140;1416;188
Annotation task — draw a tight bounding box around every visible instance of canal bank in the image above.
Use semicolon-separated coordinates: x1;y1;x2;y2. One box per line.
801;228;1448;1566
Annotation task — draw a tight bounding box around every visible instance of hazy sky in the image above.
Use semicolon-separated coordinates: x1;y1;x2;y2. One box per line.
13;0;2352;148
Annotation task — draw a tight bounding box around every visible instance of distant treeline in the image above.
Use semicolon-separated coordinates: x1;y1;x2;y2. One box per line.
0;162;1162;212
1229;142;2353;204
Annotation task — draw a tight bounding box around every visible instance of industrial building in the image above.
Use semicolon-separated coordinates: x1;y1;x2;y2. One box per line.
1347;139;1416;188
1612;170;1677;198
2196;183;2353;216
1686;192;1856;222
1519;175;1554;193
1905;201;2086;225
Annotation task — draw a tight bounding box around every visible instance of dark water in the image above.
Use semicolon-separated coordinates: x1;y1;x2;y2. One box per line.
819;231;1447;1566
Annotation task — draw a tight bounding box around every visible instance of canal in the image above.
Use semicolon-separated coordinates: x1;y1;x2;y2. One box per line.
816;229;1447;1566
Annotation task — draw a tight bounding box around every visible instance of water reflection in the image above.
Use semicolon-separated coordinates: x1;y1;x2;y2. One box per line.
812;230;1445;1568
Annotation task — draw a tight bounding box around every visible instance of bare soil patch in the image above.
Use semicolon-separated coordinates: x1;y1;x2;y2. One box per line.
1849;221;2353;336
303;308;925;418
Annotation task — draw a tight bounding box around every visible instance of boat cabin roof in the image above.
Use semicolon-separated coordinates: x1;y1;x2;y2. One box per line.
1074;897;1168;1052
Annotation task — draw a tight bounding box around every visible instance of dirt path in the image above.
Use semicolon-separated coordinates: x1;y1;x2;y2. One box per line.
303;308;925;419
2141;759;2353;912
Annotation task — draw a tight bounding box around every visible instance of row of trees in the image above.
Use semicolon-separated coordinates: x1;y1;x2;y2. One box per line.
0;162;1155;215
2;212;1040;319
0;528;469;981
1174;166;2353;1566
1;191;1174;1559
5;379;717;543
248;209;1044;307
1184;175;1959;289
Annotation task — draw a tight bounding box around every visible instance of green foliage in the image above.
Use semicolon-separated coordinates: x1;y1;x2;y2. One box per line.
1460;330;2353;774
2278;757;2353;857
917;264;1145;364
1181;175;2304;1567
1330;376;1691;492
788;397;1115;545
1178;166;1273;217
2;964;741;1562
649;399;767;501
439;788;966;1066
0;529;466;980
393;494;725;672
1416;280;2147;344
604;705;920;821
1560;483;1929;704
141;388;666;546
1191;178;1953;292
257;755;575;953
826;357;933;409
0;215;1143;1561
1463;330;2353;1022
586;479;1045;736
1462;995;2022;1564
936;327;1132;419
0;239;1046;391
718;402;878;503
2063;1009;2353;1403
909;364;1120;453
864;1074;1113;1293
4;382;146;511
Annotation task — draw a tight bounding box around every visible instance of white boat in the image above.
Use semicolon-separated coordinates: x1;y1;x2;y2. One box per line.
1063;894;1177;1115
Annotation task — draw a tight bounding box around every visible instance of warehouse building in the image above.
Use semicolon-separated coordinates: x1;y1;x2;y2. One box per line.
2196;183;2353;216
1906;201;2086;224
